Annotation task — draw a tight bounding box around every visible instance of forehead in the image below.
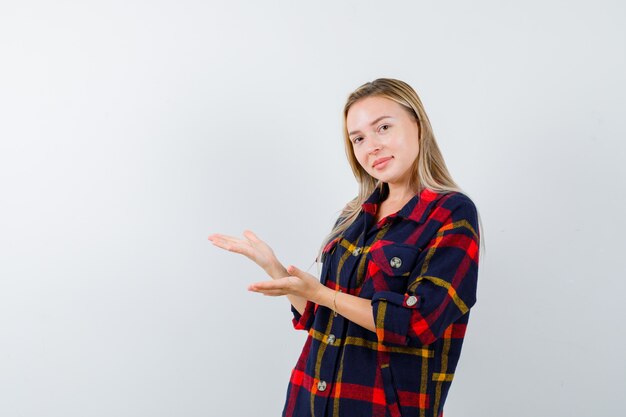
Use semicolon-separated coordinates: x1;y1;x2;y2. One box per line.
346;96;407;128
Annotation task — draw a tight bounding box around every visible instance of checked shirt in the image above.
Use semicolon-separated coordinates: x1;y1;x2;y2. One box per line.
282;185;480;417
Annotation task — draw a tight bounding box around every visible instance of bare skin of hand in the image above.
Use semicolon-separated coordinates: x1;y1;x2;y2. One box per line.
208;230;376;332
208;230;279;275
207;230;307;313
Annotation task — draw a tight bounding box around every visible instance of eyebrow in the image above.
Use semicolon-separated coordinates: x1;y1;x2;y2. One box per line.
348;116;392;136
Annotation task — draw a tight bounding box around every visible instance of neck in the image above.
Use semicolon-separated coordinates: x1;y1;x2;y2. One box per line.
384;182;418;204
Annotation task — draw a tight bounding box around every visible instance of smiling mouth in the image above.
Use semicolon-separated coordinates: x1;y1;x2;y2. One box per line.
373;157;393;168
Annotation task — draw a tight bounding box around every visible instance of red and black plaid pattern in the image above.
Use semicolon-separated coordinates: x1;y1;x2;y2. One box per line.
284;186;480;417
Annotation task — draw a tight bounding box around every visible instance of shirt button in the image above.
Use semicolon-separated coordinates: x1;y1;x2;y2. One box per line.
352;247;362;257
317;380;327;392
406;295;418;306
327;334;336;345
390;256;402;268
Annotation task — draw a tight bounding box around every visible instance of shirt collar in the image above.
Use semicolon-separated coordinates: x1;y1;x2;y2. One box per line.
361;185;441;225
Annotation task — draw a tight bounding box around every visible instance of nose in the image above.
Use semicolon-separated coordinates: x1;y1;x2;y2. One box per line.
367;135;383;155
367;137;382;155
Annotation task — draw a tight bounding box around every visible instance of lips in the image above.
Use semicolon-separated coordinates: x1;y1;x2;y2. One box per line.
373;156;393;168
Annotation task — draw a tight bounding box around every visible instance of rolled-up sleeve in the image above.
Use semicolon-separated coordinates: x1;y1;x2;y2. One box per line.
290;217;343;331
291;301;316;331
371;193;480;346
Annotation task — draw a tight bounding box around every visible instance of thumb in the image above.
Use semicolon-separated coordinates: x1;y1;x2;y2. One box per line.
243;230;261;243
287;265;302;276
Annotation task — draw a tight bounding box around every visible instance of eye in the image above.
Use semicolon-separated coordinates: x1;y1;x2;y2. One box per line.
352;136;363;144
379;124;390;132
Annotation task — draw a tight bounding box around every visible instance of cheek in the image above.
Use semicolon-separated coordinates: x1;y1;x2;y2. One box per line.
353;149;367;167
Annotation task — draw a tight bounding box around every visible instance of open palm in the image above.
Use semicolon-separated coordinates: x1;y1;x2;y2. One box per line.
208;230;277;272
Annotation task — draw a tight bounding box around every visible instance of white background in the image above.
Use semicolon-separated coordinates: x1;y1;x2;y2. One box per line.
1;1;625;416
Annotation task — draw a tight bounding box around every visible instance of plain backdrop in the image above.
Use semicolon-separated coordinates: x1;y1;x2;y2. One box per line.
1;1;625;416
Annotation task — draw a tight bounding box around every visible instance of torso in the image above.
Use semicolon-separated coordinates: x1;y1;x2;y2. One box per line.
283;187;480;417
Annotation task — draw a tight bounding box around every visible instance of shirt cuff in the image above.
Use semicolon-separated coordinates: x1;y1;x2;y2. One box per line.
371;291;421;346
291;300;316;331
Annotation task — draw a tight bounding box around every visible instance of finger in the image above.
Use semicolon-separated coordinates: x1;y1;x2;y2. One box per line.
208;233;228;241
287;264;304;276
251;288;286;297
248;282;286;295
243;230;261;243
208;232;229;240
209;238;253;256
208;237;238;252
209;234;245;245
248;277;290;292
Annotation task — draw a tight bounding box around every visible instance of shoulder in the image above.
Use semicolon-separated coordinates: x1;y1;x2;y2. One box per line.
427;190;479;226
440;190;477;211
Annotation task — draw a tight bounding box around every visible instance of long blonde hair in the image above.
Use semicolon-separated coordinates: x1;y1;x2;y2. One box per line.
315;78;481;267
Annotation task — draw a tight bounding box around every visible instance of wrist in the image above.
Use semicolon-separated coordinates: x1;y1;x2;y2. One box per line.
313;285;334;308
265;261;287;280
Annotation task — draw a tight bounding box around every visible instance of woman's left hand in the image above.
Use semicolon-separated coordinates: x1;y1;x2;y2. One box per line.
250;264;376;333
248;265;329;304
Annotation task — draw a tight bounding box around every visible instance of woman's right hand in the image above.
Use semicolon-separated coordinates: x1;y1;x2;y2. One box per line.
208;230;283;277
209;229;308;314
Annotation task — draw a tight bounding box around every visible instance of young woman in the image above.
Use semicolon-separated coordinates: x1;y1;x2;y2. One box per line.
208;78;481;417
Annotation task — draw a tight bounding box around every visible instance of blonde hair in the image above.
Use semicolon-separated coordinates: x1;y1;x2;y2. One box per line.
314;78;483;267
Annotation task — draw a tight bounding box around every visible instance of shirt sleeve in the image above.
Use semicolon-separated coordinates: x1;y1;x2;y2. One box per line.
291;301;316;330
371;193;480;346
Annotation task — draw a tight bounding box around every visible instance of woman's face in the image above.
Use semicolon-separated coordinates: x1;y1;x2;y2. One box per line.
346;96;420;190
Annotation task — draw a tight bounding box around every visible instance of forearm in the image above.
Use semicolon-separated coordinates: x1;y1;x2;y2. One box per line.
259;261;375;330
314;286;376;333
266;262;307;314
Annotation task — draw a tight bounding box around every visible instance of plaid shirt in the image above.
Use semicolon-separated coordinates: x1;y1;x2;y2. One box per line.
283;186;480;417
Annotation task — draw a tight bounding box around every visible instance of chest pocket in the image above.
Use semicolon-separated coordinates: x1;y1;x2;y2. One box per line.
367;242;421;292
